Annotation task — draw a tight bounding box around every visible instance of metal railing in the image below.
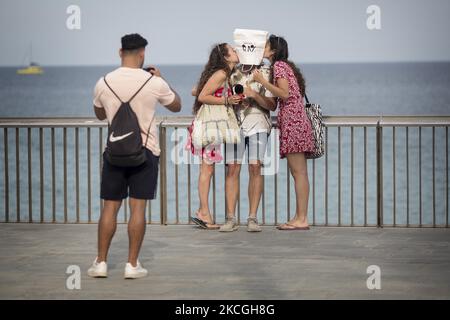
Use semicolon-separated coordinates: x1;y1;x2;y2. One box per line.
0;116;449;227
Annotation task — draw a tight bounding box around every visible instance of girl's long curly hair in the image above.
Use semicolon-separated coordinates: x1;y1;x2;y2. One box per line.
268;35;306;97
193;43;233;114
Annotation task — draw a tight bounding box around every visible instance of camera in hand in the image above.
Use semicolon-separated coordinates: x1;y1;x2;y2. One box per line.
144;67;156;73
233;84;244;95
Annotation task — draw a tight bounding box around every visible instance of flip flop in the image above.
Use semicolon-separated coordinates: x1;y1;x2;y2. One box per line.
191;216;207;228
277;223;310;231
190;216;220;230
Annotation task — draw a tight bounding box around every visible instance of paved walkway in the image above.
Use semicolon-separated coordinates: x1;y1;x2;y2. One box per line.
0;224;449;299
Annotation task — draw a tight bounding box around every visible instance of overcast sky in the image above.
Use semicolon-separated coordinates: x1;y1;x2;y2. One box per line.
1;0;449;66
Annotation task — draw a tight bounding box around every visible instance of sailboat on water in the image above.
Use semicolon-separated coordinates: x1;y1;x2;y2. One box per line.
17;44;43;75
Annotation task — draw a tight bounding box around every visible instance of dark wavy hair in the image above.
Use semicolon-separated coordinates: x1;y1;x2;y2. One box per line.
193;43;233;114
268;35;306;97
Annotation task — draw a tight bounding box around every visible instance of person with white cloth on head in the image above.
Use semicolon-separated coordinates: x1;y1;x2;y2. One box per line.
220;29;276;232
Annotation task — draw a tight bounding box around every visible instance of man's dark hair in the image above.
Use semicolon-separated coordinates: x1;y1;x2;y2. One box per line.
121;33;148;52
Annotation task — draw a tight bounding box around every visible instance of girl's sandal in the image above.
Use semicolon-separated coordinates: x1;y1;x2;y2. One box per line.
191;210;220;230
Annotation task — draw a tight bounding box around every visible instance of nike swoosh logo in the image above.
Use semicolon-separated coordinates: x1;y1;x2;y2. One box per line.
109;131;133;142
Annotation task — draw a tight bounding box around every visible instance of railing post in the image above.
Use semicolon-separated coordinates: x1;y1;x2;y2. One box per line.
376;119;383;228
159;121;168;225
4;128;9;223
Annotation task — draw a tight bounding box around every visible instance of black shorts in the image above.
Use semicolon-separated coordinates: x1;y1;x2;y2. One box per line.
100;149;159;200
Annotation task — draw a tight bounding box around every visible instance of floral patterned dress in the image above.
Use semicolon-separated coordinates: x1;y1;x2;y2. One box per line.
273;61;315;158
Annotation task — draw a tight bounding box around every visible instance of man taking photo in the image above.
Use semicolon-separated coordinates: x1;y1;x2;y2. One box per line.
89;33;181;279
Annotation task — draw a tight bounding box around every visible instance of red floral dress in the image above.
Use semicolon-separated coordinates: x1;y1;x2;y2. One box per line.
273;61;315;159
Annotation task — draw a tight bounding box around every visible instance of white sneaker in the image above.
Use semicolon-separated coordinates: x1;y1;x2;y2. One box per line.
124;261;148;279
87;258;108;278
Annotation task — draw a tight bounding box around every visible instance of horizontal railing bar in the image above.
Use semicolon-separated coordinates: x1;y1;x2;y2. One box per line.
1;116;449;128
0;118;109;128
162;116;450;127
160;117;383;127
160;116;195;127
380;117;450;126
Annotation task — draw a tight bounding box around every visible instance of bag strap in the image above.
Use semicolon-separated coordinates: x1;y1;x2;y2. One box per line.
103;75;153;104
143;115;155;150
224;78;232;107
225;78;233;96
224;79;230;98
128;75;153;103
304;93;310;104
103;77;124;104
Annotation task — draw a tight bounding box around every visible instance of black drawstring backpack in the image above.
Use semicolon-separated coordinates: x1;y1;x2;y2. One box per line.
103;75;153;167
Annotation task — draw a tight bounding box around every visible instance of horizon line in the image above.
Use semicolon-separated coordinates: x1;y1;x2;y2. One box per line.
3;60;450;68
